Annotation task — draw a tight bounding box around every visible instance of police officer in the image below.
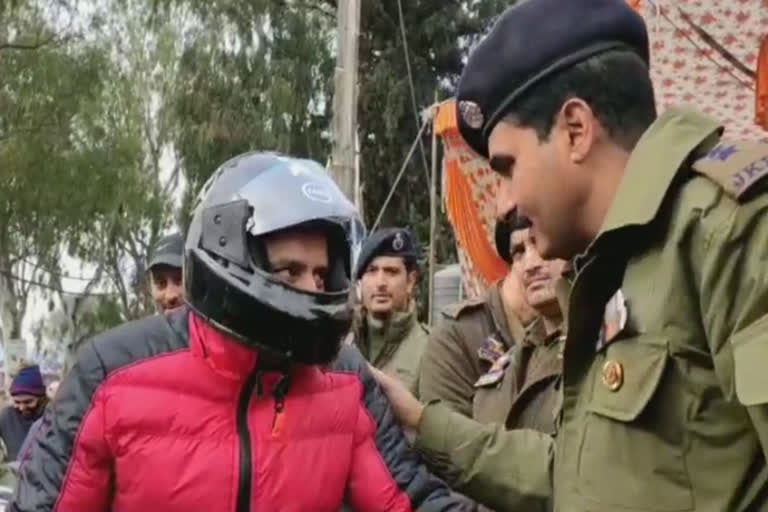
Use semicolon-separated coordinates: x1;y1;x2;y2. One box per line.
417;215;567;512
372;0;768;510
417;263;532;420
419;212;567;436
353;228;429;393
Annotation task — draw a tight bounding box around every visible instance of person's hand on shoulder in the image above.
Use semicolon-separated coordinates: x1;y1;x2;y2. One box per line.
369;365;425;429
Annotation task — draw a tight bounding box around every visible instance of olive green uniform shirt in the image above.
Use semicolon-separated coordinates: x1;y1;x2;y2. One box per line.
420;281;563;434
414;107;768;511
419;282;526;418
354;304;429;394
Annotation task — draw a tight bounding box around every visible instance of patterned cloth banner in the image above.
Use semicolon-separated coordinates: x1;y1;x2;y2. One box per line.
436;2;767;294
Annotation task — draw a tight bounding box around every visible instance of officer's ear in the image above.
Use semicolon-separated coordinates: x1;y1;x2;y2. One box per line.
555;97;597;164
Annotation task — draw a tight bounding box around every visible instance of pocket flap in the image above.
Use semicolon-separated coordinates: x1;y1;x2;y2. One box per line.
589;335;668;422
733;313;768;406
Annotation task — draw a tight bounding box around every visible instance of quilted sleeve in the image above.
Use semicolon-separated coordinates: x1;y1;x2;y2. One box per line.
346;403;413;512
332;345;472;511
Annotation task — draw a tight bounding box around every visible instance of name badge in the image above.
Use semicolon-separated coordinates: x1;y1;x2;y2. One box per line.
596;289;628;351
474;351;512;388
477;335;506;365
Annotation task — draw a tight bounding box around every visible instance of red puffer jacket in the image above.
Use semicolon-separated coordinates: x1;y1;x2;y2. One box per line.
12;312;413;512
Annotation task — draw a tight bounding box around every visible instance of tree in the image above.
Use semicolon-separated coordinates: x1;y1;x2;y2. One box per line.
0;0;184;362
153;0;509;317
80;0;187;322
166;0;335;228
0;0;110;344
355;0;508;255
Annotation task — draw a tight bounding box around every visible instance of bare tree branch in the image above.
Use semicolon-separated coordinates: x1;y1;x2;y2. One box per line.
0;31;72;52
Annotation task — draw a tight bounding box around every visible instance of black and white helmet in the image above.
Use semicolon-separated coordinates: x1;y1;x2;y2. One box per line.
184;152;364;365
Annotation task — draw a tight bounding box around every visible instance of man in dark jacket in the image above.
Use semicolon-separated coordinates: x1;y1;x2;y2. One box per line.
12;152;468;512
0;366;47;461
146;232;185;313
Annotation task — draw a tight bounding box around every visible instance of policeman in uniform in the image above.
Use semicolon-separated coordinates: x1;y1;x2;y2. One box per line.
419;214;566;435
352;228;429;393
371;0;768;510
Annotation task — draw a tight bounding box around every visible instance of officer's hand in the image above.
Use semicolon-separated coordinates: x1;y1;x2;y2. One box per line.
368;365;425;429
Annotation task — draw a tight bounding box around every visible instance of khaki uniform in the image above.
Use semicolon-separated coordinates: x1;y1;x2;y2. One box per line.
419;282;525;418
415;108;768;511
354;304;429;394
420;282;563;434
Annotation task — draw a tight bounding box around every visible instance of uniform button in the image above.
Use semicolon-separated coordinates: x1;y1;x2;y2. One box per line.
601;360;624;392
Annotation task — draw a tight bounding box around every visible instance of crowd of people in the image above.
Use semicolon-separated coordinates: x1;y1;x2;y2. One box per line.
3;0;768;510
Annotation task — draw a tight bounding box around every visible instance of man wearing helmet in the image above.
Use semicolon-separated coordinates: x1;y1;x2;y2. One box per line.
12;153;464;512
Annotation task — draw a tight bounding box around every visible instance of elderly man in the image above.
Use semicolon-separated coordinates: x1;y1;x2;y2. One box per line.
352;228;429;393
0;366;46;461
418;219;538;422
418;208;566;510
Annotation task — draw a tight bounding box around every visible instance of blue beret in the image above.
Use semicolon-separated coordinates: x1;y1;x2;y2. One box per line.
457;0;649;157
354;228;418;280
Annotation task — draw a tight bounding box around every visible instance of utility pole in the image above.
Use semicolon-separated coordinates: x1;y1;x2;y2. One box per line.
427;93;439;326
330;0;361;204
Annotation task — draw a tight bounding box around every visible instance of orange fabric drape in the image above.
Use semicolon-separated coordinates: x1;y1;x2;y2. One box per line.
443;151;509;285
757;34;768;131
434;100;509;290
434;100;457;136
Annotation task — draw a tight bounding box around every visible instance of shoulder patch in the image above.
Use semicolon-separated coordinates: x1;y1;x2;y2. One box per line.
441;296;486;319
692;140;768;201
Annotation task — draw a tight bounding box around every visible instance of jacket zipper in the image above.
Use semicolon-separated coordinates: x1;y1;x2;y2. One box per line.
235;369;261;512
271;375;290;436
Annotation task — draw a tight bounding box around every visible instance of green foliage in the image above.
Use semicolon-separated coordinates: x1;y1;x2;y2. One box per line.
1;0;510;349
0;0;181;345
170;2;335;229
356;0;509;265
0;0;115;338
165;0;507;254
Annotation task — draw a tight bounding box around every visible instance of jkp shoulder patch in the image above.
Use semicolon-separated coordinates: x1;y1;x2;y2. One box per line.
692;140;768;201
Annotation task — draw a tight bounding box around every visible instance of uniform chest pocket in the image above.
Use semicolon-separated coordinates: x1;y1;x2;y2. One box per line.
577;335;694;511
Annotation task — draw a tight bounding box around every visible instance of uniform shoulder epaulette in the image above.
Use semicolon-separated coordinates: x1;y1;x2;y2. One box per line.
440;296;486;320
691;140;768;202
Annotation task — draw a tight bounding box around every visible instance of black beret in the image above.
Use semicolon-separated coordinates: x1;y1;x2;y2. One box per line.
457;0;649;157
354;228;418;280
494;208;532;264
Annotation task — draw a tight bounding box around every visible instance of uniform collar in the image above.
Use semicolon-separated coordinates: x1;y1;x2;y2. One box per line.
366;302;417;344
487;280;528;347
554;276;572;334
591;107;722;246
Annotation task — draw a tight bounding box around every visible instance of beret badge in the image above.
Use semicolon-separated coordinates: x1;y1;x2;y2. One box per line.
392;232;405;251
459;100;484;130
